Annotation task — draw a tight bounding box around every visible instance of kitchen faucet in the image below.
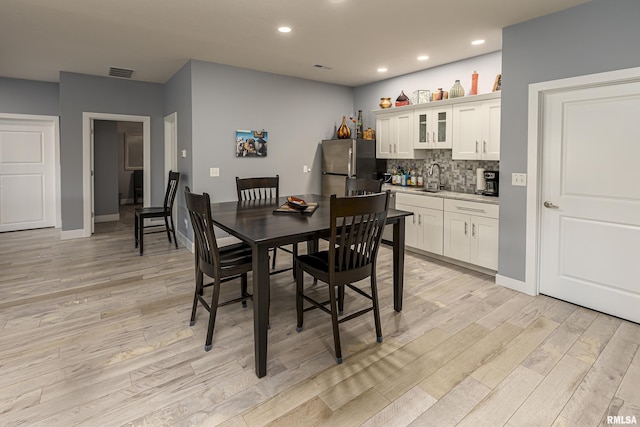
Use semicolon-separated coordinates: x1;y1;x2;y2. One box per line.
428;163;442;191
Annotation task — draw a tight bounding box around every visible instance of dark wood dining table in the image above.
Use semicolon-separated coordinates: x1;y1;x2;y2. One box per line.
209;193;411;378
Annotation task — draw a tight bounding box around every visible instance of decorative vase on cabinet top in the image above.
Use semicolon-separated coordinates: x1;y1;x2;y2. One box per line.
379;97;392;109
337;116;351;139
449;80;465;98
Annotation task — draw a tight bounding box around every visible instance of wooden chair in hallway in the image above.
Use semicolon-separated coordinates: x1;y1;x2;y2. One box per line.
185;187;253;351
235;175;297;275
134;170;179;255
295;191;390;363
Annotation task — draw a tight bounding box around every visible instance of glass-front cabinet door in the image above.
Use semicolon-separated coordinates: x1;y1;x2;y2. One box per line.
414;106;452;149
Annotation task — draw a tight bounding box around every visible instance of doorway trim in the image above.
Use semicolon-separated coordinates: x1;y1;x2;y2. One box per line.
525;65;640;296
82;112;151;237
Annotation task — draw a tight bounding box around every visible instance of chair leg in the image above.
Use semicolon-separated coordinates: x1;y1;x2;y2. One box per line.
134;214;139;248
370;275;383;343
164;215;172;243
271;248;277;269
190;266;204;326
296;262;304;332
139;216;144;256
170;215;178;248
338;285;345;315
291;244;298;279
328;283;343;364
204;283;222;351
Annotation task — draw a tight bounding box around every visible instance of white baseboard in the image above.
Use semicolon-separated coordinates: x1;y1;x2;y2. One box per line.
496;274;535;296
95;214;120;223
178;230;194;253
60;229;86;240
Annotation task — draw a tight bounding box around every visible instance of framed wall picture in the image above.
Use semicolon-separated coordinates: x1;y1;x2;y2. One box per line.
236;129;268;157
124;134;143;170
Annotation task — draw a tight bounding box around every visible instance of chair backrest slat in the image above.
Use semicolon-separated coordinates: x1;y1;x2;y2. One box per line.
329;192;389;274
236;176;279;201
163;171;180;212
185;187;221;273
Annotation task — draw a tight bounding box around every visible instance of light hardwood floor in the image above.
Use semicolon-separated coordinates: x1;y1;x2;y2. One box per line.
1;207;638;426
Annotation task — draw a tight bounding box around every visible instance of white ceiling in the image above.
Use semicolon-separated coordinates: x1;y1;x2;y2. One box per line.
0;0;590;87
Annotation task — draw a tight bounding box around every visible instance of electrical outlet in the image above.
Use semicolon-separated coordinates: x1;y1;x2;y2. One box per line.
210;167;220;177
512;173;527;186
184;218;188;228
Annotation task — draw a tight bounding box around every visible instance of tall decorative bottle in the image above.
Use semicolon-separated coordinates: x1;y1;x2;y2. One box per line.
471;71;478;95
356;110;363;139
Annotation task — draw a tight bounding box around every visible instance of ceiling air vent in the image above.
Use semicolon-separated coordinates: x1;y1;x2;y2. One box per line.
108;67;135;79
313;64;333;70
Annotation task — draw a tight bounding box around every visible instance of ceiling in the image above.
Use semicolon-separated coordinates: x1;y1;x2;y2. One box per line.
0;0;589;87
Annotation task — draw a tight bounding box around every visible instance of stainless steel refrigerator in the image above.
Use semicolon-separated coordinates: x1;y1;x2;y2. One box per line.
321;139;378;196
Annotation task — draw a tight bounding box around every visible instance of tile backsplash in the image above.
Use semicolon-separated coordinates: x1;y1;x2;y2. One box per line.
386;150;499;193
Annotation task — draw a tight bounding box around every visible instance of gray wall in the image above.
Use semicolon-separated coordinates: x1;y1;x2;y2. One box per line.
164;61;193;239
499;0;640;281
186;60;354;239
0;77;59;116
93;120;119;216
59;72;164;231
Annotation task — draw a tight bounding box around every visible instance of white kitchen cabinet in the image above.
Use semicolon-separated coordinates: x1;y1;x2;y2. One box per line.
375;110;427;159
396;193;443;255
414;105;452;149
452;98;501;160
443;199;499;270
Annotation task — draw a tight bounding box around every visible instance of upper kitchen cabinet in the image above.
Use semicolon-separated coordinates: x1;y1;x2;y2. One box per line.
452;94;501;160
375;109;427;159
414;105;452;149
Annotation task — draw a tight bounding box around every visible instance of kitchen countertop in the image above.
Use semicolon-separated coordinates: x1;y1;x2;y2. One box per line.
383;184;499;205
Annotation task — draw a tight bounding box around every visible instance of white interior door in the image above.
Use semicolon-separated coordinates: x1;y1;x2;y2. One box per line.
0;119;56;232
539;81;640;323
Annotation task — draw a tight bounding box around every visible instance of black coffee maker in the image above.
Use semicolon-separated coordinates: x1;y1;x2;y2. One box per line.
483;171;499;196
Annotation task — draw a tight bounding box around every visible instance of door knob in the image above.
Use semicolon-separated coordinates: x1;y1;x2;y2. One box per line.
543;201;559;209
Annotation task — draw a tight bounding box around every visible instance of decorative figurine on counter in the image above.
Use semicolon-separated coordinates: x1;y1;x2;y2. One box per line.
379;97;392;109
337;116;351;139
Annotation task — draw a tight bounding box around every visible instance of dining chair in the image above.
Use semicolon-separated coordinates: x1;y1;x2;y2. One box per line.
295;191;390;364
185;187;253;351
235;175;297;274
313;177;385;298
344;177;383;196
134;170;179;256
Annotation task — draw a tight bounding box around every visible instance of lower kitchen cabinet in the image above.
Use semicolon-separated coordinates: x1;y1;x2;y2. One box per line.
396;193;444;255
443;199;499;270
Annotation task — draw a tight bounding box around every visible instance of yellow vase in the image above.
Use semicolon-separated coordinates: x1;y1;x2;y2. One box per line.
337;116;351;139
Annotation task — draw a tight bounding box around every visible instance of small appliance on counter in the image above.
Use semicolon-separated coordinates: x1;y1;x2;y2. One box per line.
483;171;499;196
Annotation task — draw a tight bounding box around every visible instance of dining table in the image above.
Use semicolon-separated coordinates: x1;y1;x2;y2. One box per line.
209;193;411;378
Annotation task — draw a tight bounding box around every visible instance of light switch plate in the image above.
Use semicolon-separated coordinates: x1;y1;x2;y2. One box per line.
512;173;527;186
303;165;308;173
210;167;220;177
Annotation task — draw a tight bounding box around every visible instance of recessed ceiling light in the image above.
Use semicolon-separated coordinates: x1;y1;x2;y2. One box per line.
471;39;485;45
278;26;292;33
417;55;429;61
377;67;388;73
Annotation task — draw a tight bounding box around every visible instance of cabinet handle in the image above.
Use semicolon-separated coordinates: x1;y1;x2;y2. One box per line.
432;131;436;143
389;144;392;153
418;214;421;226
426;131;430;143
472;223;476;237
475;141;479;153
456;206;486;213
483;141;487;153
394;144;397;153
465;222;468;235
412;215;416;225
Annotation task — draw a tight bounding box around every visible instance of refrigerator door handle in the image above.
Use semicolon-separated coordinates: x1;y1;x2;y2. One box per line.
348;148;353;177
